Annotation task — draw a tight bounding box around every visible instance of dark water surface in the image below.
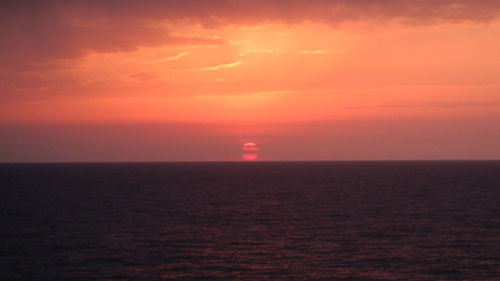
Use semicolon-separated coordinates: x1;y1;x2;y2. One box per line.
1;161;499;280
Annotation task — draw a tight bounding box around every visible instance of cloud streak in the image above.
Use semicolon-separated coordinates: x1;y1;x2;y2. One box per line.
172;61;243;71
146;52;191;64
300;50;331;54
385;101;500;108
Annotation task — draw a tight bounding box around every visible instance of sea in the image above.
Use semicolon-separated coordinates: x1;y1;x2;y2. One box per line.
1;161;499;281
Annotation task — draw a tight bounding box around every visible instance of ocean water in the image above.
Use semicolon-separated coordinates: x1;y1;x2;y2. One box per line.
0;161;499;281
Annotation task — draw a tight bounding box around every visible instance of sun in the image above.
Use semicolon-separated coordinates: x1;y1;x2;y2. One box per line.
241;142;259;161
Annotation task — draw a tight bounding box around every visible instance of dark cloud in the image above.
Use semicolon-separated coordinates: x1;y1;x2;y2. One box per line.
0;0;224;67
64;0;500;25
1;0;499;67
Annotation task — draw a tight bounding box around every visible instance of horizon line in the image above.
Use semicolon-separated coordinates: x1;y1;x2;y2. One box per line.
1;159;499;165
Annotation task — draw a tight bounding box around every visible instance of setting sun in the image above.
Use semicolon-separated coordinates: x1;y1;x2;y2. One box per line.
242;142;260;161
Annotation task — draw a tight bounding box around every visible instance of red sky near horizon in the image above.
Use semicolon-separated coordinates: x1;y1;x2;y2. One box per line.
1;0;499;162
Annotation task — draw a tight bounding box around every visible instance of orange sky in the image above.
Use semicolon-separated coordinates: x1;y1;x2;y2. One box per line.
1;1;499;161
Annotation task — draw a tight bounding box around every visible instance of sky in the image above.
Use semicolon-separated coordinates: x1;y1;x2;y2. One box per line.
1;0;499;162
